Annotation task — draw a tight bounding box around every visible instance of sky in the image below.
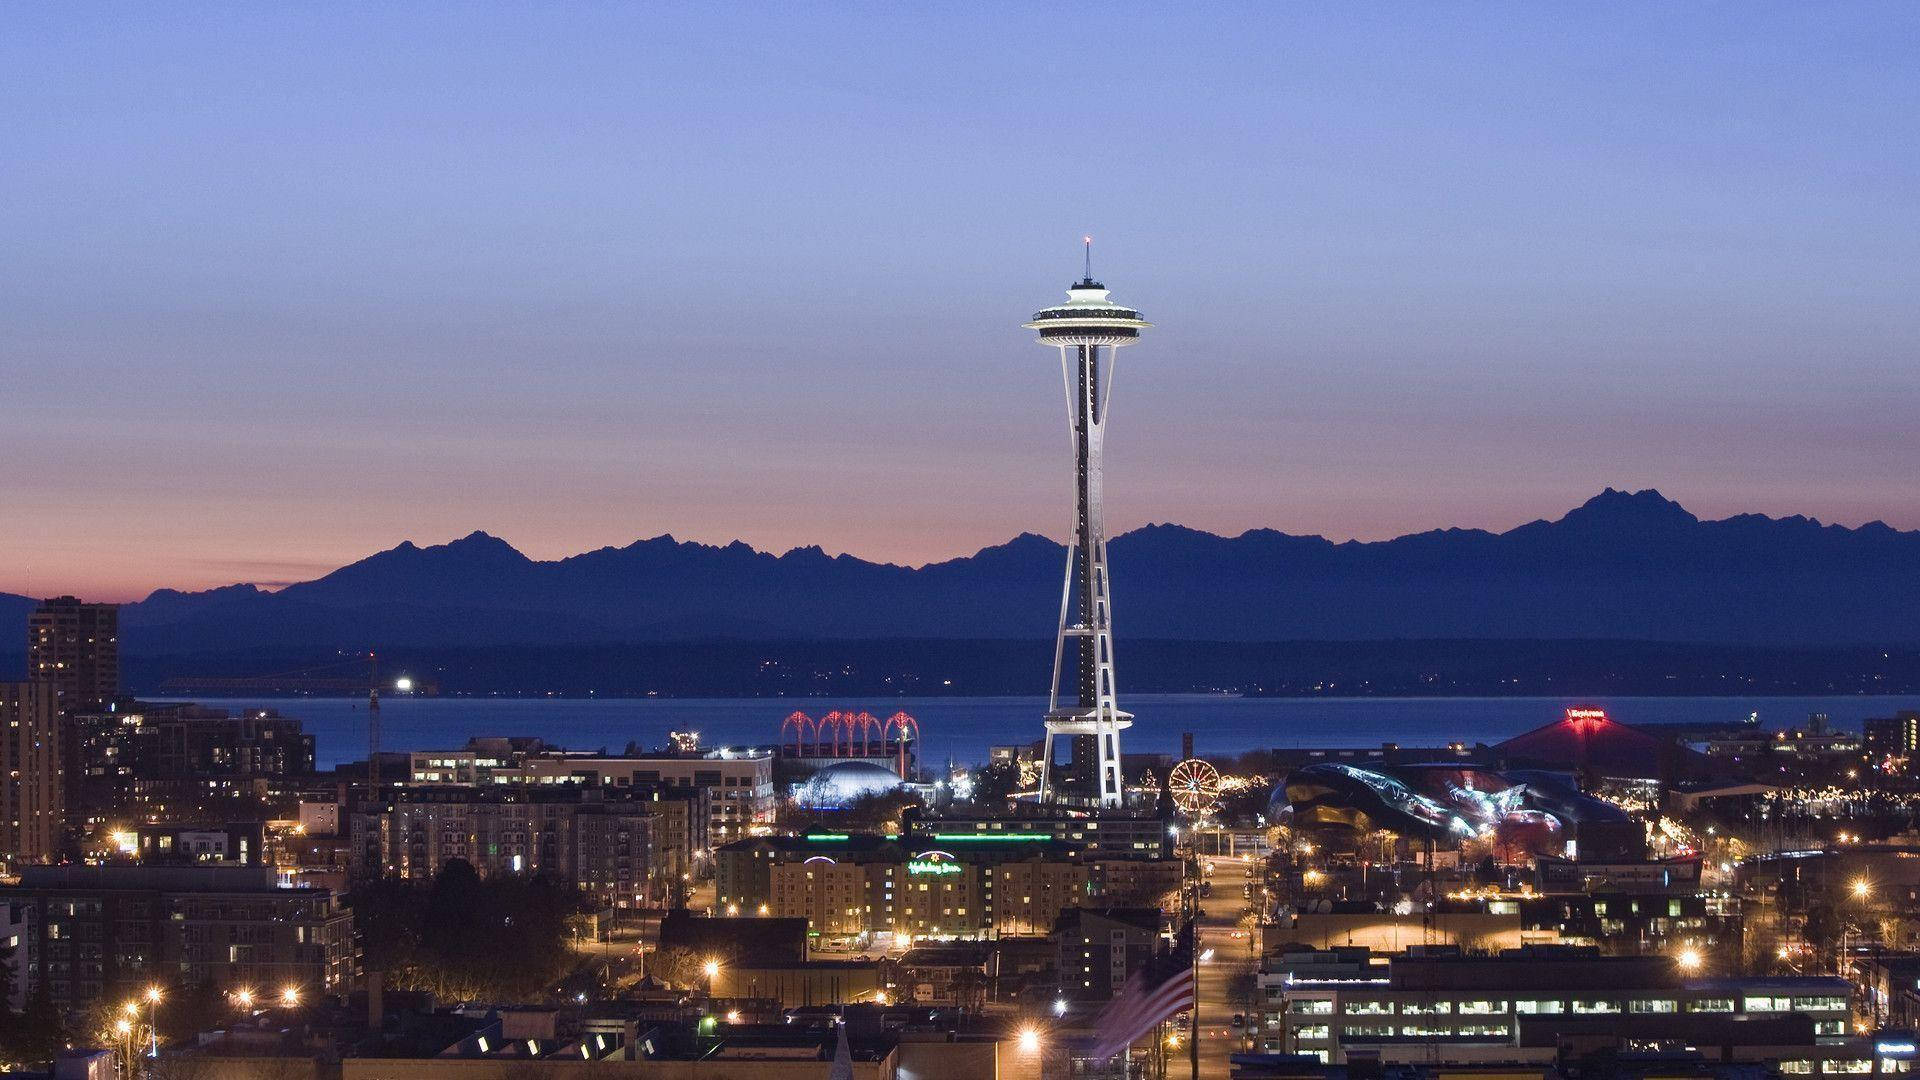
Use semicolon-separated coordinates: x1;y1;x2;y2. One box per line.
3;4;1918;601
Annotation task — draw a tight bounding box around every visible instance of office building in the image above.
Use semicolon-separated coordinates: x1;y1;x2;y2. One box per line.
27;596;118;708
0;864;353;1013
0;681;63;867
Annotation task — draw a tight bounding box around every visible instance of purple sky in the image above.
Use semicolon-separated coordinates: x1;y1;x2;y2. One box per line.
4;5;1919;602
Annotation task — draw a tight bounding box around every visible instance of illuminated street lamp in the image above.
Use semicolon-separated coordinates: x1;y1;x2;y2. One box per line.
703;959;722;982
143;986;162;1057
1018;1026;1042;1054
114;1018;135;1073
1676;948;1703;973
1053;998;1068;1017
1853;878;1872;900
233;988;255;1009
280;986;300;1007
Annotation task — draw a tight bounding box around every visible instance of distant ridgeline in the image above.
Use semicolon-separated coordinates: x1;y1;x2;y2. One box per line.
10;488;1920;695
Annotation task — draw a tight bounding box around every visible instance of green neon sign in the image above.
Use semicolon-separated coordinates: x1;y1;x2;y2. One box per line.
804;833;850;841
908;860;961;876
930;833;1050;842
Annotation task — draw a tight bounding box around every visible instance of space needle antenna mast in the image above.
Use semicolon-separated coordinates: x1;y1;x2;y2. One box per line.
1025;239;1152;807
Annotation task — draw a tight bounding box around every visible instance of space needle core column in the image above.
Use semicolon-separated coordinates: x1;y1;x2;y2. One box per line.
1025;244;1152;807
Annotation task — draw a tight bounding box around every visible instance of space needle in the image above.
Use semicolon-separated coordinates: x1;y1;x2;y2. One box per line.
1025;240;1152;807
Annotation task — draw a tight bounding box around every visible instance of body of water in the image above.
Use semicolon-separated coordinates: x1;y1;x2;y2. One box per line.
155;693;1920;771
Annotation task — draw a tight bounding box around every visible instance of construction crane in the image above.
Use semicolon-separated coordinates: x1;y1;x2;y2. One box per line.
157;653;429;787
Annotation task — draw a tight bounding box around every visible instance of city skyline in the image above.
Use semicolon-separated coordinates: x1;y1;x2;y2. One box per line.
7;4;1919;601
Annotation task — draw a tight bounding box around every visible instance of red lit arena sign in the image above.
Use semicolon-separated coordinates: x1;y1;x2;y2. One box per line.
1564;706;1608;727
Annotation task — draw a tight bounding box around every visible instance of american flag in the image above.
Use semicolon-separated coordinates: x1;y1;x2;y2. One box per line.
1087;920;1197;1063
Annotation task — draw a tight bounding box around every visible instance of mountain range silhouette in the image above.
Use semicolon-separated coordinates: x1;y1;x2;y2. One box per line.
7;488;1920;657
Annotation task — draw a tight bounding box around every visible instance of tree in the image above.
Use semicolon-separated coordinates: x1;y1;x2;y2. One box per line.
4;982;66;1066
972;760;1021;807
646;945;705;990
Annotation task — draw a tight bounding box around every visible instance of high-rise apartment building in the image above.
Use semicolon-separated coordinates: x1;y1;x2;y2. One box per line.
0;681;63;867
28;596;119;708
65;702;316;828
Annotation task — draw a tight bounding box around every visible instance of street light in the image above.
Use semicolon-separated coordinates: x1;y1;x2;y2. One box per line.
143;986;162;1057
114;1018;134;1073
1018;1026;1042;1054
234;988;255;1009
703;959;722;981
1053;998;1068;1017
280;986;300;1007
1677;948;1703;973
1853;878;1872;900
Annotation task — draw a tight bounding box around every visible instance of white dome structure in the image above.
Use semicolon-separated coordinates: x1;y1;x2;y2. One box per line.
796;760;904;809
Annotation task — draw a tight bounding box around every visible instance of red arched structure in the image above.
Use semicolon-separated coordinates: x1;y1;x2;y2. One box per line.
884;711;920;779
815;710;846;757
781;711;814;756
849;710;881;756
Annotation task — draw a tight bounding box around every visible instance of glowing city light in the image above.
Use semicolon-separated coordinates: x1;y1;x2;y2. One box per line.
1018;1026;1042;1053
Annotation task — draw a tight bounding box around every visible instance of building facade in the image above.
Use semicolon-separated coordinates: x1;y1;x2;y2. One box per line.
409;739;772;841
67;702;316;829
28;596;118;708
0;864;353;1012
902;810;1172;859
351;784;704;905
1053;907;1159;1001
717;833;1177;942
1259;945;1850;1064
0;681;63;867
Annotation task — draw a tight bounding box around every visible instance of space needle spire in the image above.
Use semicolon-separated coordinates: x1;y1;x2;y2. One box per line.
1024;244;1152;807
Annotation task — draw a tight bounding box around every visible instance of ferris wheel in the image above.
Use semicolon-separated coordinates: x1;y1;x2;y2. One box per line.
1168;758;1220;816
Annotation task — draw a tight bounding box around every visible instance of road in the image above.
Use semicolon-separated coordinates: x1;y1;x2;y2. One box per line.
1190;853;1261;1080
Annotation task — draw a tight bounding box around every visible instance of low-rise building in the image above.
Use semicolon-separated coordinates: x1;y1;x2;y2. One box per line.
0;864;353;1013
1053;907;1159;1001
716;832;1179;942
408;738;772;841
351;784;701;906
1258;945;1850;1065
902;808;1173;858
